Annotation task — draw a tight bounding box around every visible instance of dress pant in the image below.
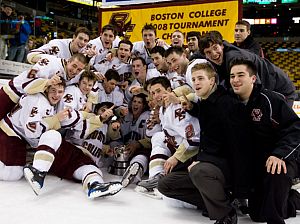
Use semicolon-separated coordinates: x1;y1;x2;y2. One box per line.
158;170;205;209
189;162;233;220
248;160;299;224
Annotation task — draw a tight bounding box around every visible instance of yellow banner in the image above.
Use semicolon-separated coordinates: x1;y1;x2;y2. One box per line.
101;1;239;44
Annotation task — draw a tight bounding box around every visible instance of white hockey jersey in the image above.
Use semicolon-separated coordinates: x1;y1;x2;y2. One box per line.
165;71;187;90
95;82;124;106
124;69;160;103
0;93;58;148
132;41;169;69
57;84;87;112
88;37;120;66
62;111;116;167
93;56;132;79
27;39;79;63
146;103;200;151
3;55;80;103
121;111;150;144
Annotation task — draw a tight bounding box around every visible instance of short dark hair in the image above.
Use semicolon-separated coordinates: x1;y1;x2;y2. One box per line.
118;39;133;51
105;69;120;82
150;46;165;57
165;46;184;58
186;31;201;42
74;27;90;38
229;58;257;76
142;23;156;36
129;93;149;113
132;56;147;66
102;24;118;37
94;102;114;114
199;31;223;55
149;76;171;90
235;20;251;31
46;77;66;91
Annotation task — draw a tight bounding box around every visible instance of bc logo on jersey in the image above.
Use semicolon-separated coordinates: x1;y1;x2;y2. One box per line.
30;107;38;117
185;124;195;139
175;108;186;121
38;58;50;66
49;46;59;55
64;94;73;103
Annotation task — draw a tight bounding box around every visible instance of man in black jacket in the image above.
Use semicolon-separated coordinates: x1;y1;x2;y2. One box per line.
158;62;245;224
233;20;263;57
198;31;296;106
229;58;300;224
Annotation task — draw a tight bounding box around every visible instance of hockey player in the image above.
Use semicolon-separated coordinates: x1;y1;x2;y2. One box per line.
94;39;132;75
95;68;125;107
0;53;88;120
112;93;152;187
150;46;187;90
0;82;68;182
89;24;120;67
132;23;168;69
63;101;122;168
170;30;185;48
58;70;97;112
20;85;123;198
27;27;91;64
125;57;160;103
186;31;201;59
165;46;207;88
136;76;200;197
93;39;133;94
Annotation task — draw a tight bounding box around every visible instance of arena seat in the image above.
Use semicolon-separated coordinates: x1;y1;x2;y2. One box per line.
260;41;300;90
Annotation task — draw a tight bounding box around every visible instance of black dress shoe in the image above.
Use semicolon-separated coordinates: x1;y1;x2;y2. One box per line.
202;208;209;217
214;209;237;224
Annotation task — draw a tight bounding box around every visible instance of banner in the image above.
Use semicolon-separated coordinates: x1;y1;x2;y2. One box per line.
100;0;239;44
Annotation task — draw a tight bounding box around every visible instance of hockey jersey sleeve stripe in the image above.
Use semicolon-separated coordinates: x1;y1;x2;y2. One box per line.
23;78;48;95
61;110;81;128
3;85;21;103
40;123;46;134
0;117;21;138
8;80;23;97
80;119;87;139
187;139;200;146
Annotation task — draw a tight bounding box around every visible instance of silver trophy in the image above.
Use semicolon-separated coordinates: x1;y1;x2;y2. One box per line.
108;145;130;176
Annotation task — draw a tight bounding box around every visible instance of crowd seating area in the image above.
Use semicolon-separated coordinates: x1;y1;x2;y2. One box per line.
260;41;300;90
